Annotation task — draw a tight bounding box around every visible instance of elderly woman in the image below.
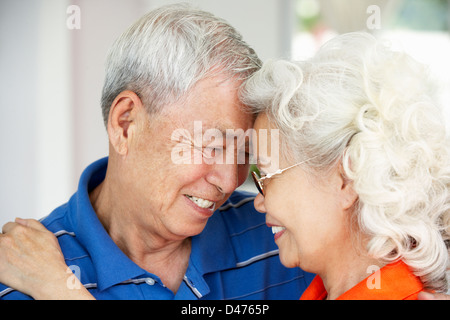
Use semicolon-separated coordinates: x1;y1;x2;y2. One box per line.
243;32;450;300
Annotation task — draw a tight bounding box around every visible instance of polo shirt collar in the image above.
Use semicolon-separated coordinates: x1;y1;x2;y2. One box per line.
300;261;424;300
337;261;423;300
69;157;147;291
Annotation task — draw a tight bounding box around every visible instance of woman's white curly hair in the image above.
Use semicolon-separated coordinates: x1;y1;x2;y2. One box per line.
241;32;450;292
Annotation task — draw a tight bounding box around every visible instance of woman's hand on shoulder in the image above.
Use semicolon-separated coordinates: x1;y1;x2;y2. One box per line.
0;218;94;300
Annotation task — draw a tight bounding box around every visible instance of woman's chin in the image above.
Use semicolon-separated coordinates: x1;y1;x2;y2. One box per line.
278;249;300;269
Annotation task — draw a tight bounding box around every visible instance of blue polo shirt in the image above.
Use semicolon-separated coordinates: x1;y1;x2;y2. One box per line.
0;157;314;300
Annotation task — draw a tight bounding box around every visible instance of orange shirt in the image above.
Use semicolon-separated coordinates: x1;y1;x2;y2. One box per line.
300;261;424;300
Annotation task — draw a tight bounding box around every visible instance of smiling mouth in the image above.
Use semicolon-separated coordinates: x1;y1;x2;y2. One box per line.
271;226;286;235
185;194;216;210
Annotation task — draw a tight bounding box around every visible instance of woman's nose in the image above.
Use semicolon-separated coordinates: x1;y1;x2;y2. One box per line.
253;193;266;214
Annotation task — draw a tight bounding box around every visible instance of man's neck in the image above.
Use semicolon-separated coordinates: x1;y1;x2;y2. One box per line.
88;174;192;294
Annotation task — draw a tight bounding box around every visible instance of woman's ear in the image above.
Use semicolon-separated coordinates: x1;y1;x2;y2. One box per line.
338;163;358;211
107;90;144;156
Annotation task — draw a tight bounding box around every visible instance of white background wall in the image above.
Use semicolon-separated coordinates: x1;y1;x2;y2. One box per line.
0;0;294;226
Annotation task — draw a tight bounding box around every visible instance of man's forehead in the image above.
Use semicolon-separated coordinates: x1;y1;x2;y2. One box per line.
202;119;252;131
176;117;253;132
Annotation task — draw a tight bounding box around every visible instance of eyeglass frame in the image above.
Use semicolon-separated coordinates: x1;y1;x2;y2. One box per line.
251;158;314;196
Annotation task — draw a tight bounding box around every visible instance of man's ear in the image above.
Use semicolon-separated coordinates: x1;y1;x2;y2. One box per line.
107;90;144;156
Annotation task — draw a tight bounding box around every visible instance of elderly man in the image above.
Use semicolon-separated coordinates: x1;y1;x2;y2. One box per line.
0;4;311;299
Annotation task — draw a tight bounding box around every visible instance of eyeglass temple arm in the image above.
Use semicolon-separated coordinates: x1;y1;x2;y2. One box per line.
263;162;304;179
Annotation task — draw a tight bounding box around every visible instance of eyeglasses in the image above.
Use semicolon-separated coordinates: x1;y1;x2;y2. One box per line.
251;160;311;196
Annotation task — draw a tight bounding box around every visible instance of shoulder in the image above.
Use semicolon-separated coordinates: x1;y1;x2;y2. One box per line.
40;200;73;234
39;198;92;276
218;190;272;256
0;199;87;300
218;190;277;263
218;190;262;232
219;190;257;212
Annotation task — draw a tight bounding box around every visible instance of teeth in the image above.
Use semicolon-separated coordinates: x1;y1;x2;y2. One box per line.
272;226;286;234
186;195;215;209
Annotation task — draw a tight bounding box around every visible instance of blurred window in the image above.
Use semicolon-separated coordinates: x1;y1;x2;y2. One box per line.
292;0;450;129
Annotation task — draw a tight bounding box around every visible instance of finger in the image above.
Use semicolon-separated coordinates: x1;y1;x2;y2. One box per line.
14;217;28;227
417;291;434;300
2;221;17;234
15;218;48;232
418;291;450;300
428;292;450;300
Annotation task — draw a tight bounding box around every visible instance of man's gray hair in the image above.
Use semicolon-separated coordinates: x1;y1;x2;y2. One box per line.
100;3;261;126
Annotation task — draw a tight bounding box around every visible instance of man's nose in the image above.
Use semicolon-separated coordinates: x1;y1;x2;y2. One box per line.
207;163;239;194
253;193;266;214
